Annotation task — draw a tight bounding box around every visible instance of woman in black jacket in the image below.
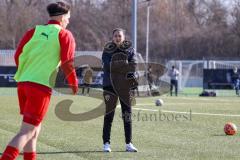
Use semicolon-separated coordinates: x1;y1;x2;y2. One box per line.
102;28;138;152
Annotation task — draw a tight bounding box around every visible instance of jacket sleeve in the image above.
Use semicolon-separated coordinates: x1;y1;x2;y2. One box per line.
127;48;137;73
102;51;111;73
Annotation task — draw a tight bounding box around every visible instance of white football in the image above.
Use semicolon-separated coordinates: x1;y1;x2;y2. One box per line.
155;99;163;106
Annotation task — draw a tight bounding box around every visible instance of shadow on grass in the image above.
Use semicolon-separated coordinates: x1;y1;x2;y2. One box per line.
37;150;127;154
0;150;127;156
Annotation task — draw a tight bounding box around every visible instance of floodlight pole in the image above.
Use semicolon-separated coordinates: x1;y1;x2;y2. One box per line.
146;0;151;64
131;0;138;52
174;0;177;57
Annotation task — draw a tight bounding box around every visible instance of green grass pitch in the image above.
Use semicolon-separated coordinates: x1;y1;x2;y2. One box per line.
0;88;240;160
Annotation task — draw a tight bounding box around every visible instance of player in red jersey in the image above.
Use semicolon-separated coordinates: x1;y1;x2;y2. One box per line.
0;2;78;160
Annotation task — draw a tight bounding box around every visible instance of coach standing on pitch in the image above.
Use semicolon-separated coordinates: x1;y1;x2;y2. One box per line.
101;28;138;152
0;2;78;160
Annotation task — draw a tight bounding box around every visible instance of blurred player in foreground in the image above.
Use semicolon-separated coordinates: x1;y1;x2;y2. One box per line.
0;2;78;160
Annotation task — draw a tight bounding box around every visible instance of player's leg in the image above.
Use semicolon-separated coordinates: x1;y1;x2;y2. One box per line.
235;79;239;95
87;84;90;94
149;82;152;96
102;89;118;143
23;123;41;160
119;93;132;144
175;80;178;96
0;122;39;160
0;83;28;160
102;87;118;152
119;90;137;152
82;86;85;94
233;80;237;95
170;80;174;96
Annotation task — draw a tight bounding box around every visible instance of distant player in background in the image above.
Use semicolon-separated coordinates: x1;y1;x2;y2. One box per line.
168;65;180;96
82;65;93;94
231;66;240;96
146;65;154;95
0;2;78;160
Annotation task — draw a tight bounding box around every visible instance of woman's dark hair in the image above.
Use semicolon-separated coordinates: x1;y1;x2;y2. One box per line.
112;28;126;35
47;1;70;17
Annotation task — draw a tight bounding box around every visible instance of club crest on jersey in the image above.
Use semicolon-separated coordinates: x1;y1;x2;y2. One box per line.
105;94;110;101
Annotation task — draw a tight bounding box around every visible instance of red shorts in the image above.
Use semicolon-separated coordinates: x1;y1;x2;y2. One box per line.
17;82;52;126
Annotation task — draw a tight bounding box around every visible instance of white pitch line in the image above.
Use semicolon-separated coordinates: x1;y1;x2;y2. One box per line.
178;97;240;102
136;103;191;106
132;107;158;112
116;105;240;117
135;103;155;106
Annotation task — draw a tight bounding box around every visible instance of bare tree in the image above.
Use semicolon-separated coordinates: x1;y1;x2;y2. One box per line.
0;0;239;60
